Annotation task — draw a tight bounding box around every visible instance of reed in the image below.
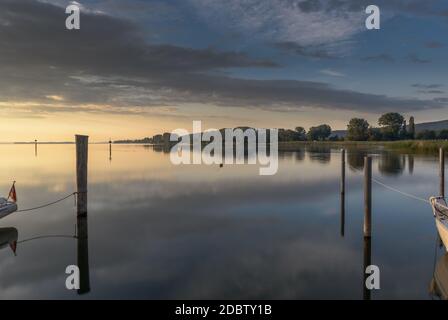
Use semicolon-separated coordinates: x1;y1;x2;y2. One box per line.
384;140;448;153
278;140;448;153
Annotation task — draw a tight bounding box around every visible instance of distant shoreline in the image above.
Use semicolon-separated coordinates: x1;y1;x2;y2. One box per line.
1;140;446;153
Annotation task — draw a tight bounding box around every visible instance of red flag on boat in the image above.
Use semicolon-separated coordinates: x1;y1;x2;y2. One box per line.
8;182;17;203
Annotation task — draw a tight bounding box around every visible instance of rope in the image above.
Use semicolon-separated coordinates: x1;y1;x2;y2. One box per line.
16;192;77;212
18;234;76;244
372;178;430;204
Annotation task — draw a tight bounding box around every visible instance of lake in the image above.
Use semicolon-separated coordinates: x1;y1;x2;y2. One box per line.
0;143;445;299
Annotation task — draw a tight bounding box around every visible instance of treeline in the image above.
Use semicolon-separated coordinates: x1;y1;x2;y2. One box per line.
277;124;333;142
345;113;447;141
115;112;448;144
284;113;448;142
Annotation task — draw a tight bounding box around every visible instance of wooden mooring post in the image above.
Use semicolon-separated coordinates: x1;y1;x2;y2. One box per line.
109;138;112;161
440;148;445;198
77;215;90;294
341;149;346;195
364;156;372;238
76;135;88;216
363;237;372;300
34;139;37;157
340;149;345;237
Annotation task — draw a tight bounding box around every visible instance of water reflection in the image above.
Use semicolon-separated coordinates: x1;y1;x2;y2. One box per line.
378;153;405;176
408;154;414;175
430;252;448;300
363;237;372;300
0;227;18;255
306;146;331;164
347;150;368;172
340;193;345;237
0;144;442;298
77;216;90;295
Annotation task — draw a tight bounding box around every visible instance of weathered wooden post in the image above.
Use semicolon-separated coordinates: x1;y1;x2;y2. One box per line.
109;138;112;161
340;149;345;237
364;156;372;238
341;149;346;195
340;193;345;237
363;237;372;300
440;148;445;198
34;139;37;157
77;215;90;294
76;135;88;216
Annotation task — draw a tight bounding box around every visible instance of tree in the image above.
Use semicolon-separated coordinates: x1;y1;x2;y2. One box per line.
307;124;332;141
416;130;436;140
408;116;415;139
378;112;404;140
346;118;369;141
438;129;448;140
278;129;299;142
367;127;383;141
295;127;307;141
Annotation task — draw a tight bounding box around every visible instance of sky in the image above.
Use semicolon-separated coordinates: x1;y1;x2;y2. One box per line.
1;0;448;142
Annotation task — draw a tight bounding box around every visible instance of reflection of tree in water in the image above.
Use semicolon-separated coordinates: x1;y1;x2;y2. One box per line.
347;150;369;172
294;149;305;162
378;152;405;176
152;144;171;153
306;145;331;164
408;154;414;175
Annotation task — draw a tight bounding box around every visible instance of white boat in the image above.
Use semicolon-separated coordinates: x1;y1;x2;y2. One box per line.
430;196;448;251
0;198;17;219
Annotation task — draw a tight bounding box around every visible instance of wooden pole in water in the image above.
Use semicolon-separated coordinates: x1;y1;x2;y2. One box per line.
440;148;445;198
340;149;345;237
76;135;88;216
34;139;37;157
364;156;372;238
77;215;90;294
109;138;112;161
363;237;372;300
341;149;346;195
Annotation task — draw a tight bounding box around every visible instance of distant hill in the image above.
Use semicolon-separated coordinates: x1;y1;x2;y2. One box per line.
414;120;448;132
331;119;448;138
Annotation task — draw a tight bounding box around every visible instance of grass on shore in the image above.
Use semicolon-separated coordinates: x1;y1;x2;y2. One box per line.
278;140;448;153
383;140;448;153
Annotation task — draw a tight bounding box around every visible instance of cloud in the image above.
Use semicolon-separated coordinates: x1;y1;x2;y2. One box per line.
408;54;431;64
0;0;445;116
416;90;445;94
412;84;444;89
361;54;395;63
273;42;336;59
45;95;65;101
319;69;345;77
186;0;364;47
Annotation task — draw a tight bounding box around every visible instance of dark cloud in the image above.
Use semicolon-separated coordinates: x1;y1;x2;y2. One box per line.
412;84;444;89
416;90;445;94
297;0;323;13
273;42;335;59
361;54;395;63
0;0;445;115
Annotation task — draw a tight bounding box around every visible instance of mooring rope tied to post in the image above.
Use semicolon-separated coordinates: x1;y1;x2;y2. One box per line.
372;177;431;204
16;191;79;213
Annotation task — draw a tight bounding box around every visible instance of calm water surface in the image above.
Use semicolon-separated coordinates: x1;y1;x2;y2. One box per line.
0;144;446;299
